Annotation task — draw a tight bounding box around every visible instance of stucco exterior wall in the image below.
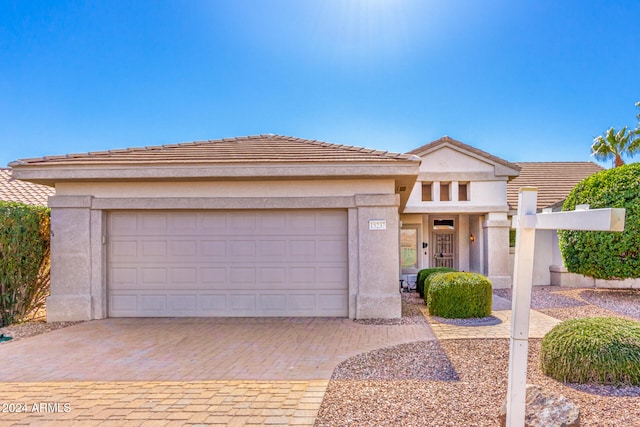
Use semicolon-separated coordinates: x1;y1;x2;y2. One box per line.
55;179;394;198
418;147;494;173
354;195;402;319
482;212;512;288
405;180;508;213
46;178;404;321
47;197;94;321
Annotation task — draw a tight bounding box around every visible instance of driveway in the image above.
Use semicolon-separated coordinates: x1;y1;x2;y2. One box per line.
0;317;435;426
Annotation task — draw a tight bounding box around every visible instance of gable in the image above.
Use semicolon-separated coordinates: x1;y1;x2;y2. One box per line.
409;136;520;180
420;146;495;173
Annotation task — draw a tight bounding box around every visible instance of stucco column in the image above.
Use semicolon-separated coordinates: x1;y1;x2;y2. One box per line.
46;196;94;321
354;194;402;319
482;212;512;289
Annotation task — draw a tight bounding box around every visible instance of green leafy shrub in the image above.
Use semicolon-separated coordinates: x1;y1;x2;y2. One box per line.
540;317;640;385
416;267;456;298
558;163;640;279
426;272;492;318
0;202;51;327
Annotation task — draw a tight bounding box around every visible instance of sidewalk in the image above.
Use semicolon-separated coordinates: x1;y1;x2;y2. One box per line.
424;295;561;340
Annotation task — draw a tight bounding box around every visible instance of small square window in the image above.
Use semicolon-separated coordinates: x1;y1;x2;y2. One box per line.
440;182;450;201
421;182;432;201
458;182;469;201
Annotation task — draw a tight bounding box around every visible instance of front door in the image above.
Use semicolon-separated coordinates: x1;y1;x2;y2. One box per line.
433;231;455;268
431;218;456;269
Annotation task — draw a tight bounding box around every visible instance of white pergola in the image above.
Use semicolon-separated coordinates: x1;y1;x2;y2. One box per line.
506;187;626;426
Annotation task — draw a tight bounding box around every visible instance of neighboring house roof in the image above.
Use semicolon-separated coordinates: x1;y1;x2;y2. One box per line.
0;168;54;206
506;162;604;210
408;136;521;177
10;134;418;166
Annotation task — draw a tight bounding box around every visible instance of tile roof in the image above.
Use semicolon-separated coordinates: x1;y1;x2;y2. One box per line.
507;162;604;210
408;136;521;173
0;169;54;206
10;134;419;167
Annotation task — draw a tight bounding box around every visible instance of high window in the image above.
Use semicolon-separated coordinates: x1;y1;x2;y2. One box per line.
440;182;450;201
421;182;432;201
458;182;469;201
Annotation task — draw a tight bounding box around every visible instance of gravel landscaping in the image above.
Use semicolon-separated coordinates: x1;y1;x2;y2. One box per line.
0;319;82;343
315;287;640;427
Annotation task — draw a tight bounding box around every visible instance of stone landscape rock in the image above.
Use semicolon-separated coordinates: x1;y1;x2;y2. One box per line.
499;384;580;427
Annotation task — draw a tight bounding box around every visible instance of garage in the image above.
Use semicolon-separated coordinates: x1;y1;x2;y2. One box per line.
107;209;349;317
12;134;420;320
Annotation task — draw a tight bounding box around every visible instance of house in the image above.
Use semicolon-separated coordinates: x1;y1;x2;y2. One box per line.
10;135;420;321
9;134;602;321
0;168;55;206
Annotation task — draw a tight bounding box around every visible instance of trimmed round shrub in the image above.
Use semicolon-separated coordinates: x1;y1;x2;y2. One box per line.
540;317;640;385
427;272;492;318
558;163;640;279
416;267;456;298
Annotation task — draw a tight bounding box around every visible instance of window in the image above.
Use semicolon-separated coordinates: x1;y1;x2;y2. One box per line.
440;182;450;201
400;228;418;269
421;182;432;201
458;182;469;201
433;219;455;230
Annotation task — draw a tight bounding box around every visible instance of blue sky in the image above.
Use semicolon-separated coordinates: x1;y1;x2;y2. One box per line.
1;0;639;168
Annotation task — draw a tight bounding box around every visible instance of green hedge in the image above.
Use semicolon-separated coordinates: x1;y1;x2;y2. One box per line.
540;317;640;385
426;272;492;319
0;201;51;327
559;163;640;279
416;267;457;298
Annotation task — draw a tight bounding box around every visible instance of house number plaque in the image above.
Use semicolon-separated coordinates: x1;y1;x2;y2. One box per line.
368;220;387;230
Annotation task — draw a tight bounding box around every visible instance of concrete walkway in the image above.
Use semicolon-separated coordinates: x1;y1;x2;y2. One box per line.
425;295;561;340
0;317;435;426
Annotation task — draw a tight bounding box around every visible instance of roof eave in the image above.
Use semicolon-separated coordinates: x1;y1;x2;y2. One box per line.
11;161;421;186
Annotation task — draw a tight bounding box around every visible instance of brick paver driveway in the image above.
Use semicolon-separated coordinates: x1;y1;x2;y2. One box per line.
0;317;435;425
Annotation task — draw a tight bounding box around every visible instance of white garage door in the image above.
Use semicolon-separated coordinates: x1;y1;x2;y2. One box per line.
107;210;348;317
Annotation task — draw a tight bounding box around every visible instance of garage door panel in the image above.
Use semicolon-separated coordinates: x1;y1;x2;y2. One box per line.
169;212;198;232
141;268;167;285
201;268;227;283
318;211;349;233
111;267;138;287
229;213;256;232
258;212;287;231
108;210;348;317
230;241;256;257
199;294;227;311
168;295;197;312
140;295;166;312
170;241;198;257
260;267;287;283
229;294;256;312
170;268;197;284
201;240;227;257
140;214;168;234
199;213;227;231
258;240;286;257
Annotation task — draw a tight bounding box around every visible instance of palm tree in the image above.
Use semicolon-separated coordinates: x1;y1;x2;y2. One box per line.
591;126;640;167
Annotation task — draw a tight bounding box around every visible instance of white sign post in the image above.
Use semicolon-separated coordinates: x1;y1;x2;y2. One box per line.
506;187;625;426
